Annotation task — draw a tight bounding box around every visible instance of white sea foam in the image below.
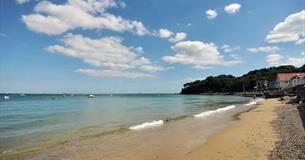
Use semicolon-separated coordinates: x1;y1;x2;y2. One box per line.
129;120;164;130
245;98;265;106
245;101;257;106
255;98;265;102
194;105;236;118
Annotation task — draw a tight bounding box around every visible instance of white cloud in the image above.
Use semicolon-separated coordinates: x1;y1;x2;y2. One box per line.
221;44;240;53
158;28;173;38
0;33;7;37
230;54;238;59
162;40;242;70
22;14;71;35
296;38;305;45
46;33;164;78
139;65;166;72
169;32;187;43
22;0;149;36
266;54;284;66
285;57;305;66
184;77;206;82
224;3;241;14
266;10;305;44
154;29;187;43
76;68;157;78
266;53;305;67
206;9;218;19
16;0;30;4
247;46;280;53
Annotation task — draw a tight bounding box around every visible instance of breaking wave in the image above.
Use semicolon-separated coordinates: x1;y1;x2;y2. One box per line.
194;105;236;118
129;120;164;130
245;98;265;106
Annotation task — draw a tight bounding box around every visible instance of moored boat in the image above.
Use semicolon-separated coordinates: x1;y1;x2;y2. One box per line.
4;96;10;100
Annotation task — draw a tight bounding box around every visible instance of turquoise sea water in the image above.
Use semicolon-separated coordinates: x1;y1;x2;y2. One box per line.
0;94;249;152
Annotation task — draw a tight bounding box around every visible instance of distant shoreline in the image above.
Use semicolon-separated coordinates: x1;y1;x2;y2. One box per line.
181;92;263;97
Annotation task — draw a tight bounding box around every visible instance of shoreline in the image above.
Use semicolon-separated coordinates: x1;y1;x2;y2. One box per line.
1;101;254;160
5;98;294;160
183;98;279;160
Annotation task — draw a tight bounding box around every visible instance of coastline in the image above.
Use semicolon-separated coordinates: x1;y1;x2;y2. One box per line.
1;97;253;160
5;97;299;160
183;98;279;160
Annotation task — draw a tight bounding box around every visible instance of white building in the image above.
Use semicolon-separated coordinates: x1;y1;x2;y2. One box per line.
276;73;305;90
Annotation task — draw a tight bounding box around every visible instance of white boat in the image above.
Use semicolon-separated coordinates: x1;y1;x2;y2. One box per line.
88;94;95;98
4;96;10;100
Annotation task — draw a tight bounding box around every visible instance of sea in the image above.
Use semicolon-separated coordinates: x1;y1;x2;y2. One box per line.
0;94;254;159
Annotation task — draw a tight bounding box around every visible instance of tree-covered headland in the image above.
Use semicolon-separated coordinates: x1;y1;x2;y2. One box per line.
181;65;305;94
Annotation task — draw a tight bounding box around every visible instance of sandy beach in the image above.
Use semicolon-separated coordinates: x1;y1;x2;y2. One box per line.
183;98;279;160
2;1;304;159
3;97;305;160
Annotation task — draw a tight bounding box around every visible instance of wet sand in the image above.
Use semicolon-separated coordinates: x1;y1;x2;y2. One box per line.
183;98;279;160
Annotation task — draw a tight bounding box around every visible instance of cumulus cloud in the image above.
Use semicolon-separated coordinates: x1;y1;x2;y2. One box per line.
285;57;305;66
224;3;241;14
162;40;242;70
22;0;149;36
221;44;240;53
247;46;280;53
266;53;305;67
158;28;173;38
169;32;187;43
46;33;164;78
154;29;187;43
266;10;305;44
206;9;218;19
16;0;30;4
266;54;284;66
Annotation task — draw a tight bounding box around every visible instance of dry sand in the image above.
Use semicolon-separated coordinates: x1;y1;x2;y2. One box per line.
183;98;280;160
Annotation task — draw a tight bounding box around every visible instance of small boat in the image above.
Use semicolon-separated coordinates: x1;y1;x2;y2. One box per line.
4;96;10;100
88;94;95;98
51;97;57;100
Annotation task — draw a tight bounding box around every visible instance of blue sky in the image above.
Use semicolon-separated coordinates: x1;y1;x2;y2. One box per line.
0;0;304;93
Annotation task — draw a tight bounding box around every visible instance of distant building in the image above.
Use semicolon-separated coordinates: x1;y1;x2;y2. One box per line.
276;73;305;90
267;81;278;90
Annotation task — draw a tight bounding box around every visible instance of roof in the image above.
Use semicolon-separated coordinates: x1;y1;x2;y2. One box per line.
277;73;305;81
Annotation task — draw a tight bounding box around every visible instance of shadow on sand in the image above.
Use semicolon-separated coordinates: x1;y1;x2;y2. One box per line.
297;104;305;131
